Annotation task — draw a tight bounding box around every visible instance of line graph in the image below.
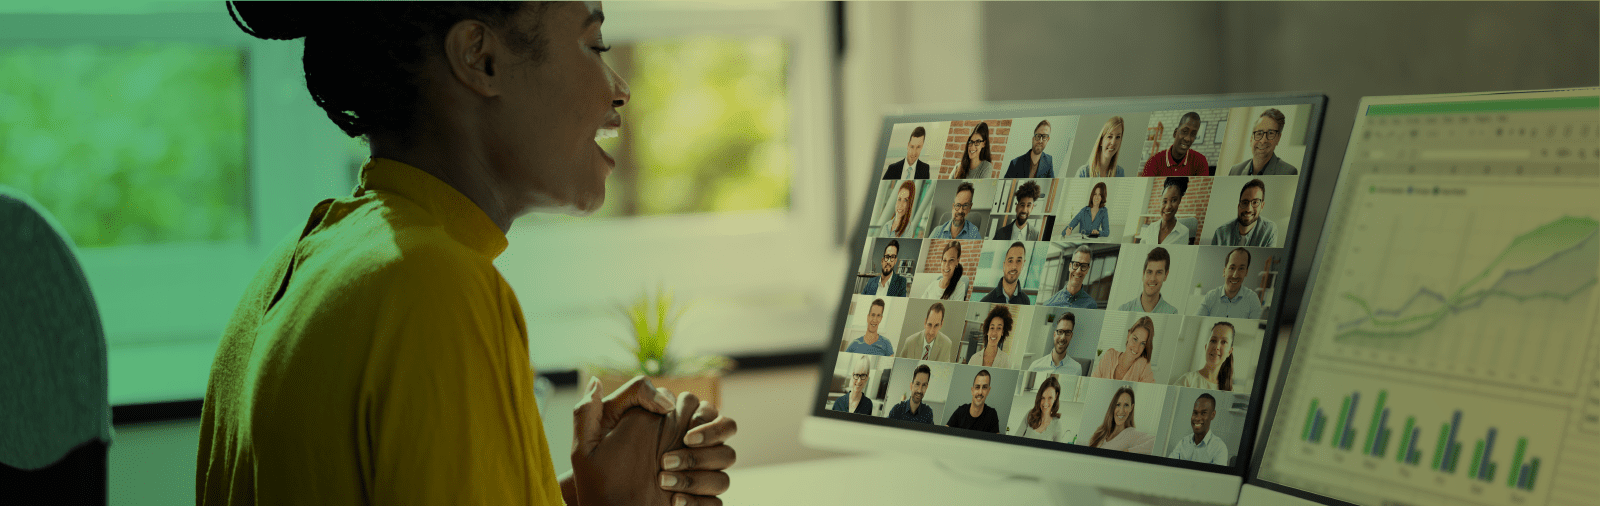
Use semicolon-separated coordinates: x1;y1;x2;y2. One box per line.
1314;184;1600;392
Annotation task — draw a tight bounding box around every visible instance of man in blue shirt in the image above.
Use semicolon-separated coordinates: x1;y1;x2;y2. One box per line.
844;298;894;356
1118;247;1179;314
1168;394;1230;464
1027;312;1083;376
1002;120;1055;178
1197;248;1263;319
886;364;936;424
860;240;908;297
930;182;982;239
1041;245;1100;309
980;242;1031;304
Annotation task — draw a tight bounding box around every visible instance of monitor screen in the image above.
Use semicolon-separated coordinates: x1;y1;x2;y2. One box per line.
814;93;1327;478
1251;88;1600;505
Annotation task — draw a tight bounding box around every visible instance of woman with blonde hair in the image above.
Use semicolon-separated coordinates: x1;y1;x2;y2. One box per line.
1092;315;1156;383
1087;386;1153;453
1076;116;1126;177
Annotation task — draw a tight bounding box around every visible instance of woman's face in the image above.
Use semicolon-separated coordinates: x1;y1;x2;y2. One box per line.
851;367;869;393
941;248;959;278
1206;326;1234;368
986;316;1005;348
1126;327;1149;358
1040;386;1058;414
1103;124;1124;158
1112;392;1134;428
966;131;985;161
1090;187;1105;208
896;187;912;215
491;2;630;215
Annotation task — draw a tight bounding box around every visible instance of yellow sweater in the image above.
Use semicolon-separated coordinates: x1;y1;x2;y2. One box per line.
197;158;564;505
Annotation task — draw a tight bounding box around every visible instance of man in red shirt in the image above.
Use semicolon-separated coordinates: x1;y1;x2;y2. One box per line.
1141;112;1209;177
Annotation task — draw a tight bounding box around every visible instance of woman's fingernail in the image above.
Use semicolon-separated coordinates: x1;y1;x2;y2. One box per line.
686;433;704;445
676;497;687;506
663;454;681;470
656;391;675;410
660;474;678;487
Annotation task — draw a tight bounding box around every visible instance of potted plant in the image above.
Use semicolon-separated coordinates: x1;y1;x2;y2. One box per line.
585;286;733;409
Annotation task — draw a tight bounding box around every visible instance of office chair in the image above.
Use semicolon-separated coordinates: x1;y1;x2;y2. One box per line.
0;188;112;505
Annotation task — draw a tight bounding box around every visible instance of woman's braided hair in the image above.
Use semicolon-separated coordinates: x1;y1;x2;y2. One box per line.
228;1;550;139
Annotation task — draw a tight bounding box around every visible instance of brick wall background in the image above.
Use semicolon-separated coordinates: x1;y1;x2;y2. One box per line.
922;238;983;300
939;119;1013;178
1142;176;1215;241
1141;108;1229;173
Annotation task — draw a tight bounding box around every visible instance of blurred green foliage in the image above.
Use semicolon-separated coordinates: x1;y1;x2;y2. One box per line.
0;42;247;248
568;36;790;220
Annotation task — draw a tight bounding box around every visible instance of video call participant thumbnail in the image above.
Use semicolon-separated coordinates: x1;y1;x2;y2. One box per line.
1061;182;1110;239
919;240;970;301
931;182;982;239
1041;245;1098;309
896;302;955;362
884;126;932;180
968;304;1014;368
1196;248;1261;319
1141;112;1208;177
887;364;935;424
993;181;1042;241
831;354;876;415
1018;375;1069;442
1168;393;1229;464
1210;178;1277;247
1093;316;1155;383
1118;247;1178;314
1087;386;1153;454
1174;321;1236;391
951;122;994;179
1227;108;1299;176
844;298;894;356
947;369;1000;434
1003;120;1055;178
1028;312;1082;376
1139;177;1189;245
980;242;1030;304
861;240;909;297
1077;116;1126;177
881;180;917;238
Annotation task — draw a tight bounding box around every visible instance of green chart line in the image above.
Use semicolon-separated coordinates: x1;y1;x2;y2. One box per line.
1303;398;1319;441
1398;416;1416;463
1508;438;1527;487
1365;390;1388;454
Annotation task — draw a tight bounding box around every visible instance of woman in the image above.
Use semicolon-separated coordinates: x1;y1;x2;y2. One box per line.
918;240;969;301
1061;182;1111;239
208;3;735;506
1087;386;1154;454
1174;321;1235;391
952;122;993;179
967;304;1013;368
1092;316;1156;383
1018;375;1071;443
884;180;916;237
831;355;875;415
1076;117;1126;177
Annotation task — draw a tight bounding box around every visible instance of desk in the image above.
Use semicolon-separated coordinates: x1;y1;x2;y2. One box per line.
721;454;1224;506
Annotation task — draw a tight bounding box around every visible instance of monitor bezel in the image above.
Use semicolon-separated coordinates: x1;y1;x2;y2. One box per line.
814;91;1329;478
1245;87;1600;505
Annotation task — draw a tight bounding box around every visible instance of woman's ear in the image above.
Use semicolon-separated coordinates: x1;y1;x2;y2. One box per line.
443;19;500;98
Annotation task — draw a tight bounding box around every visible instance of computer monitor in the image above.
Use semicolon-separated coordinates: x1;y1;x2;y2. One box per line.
1247;87;1600;506
802;92;1328;504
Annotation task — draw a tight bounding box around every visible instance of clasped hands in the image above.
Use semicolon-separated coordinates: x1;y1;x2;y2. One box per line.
566;376;737;506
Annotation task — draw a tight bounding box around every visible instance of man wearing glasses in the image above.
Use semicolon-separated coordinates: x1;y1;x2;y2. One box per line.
1228;108;1300;176
1041;245;1100;309
931;182;983;239
1003;120;1056;178
1028;312;1084;376
993;181;1042;241
861;240;909;297
1210;179;1279;247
